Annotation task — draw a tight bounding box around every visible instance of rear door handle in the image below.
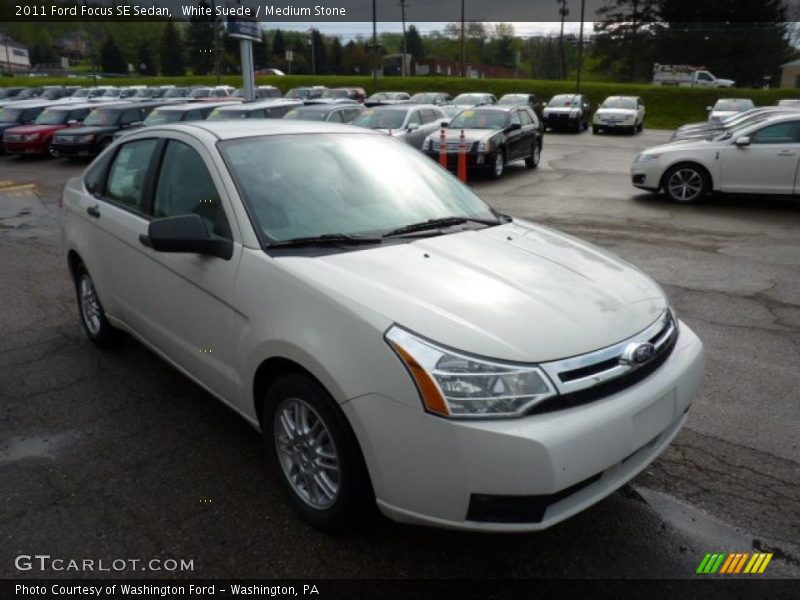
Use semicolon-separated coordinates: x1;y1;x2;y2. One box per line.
86;205;100;218
777;150;796;156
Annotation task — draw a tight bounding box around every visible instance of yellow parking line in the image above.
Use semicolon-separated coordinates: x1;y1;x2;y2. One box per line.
0;183;36;193
0;180;14;187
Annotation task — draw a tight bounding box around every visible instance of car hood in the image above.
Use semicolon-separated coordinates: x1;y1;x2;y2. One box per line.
55;125;117;136
4;124;67;135
0;122;24;133
595;108;636;118
277;220;667;362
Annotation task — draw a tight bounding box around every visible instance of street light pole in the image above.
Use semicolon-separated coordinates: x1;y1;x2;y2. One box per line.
372;0;378;92
309;29;316;75
399;0;407;77
460;0;466;78
576;0;585;93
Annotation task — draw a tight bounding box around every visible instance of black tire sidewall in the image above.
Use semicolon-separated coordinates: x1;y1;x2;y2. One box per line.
663;164;708;204
261;373;370;533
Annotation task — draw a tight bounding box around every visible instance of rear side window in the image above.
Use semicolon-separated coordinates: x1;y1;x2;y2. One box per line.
266;106;290;118
70;108;90;122
327;110;343;123
153;141;231;239
185;109;203;121
510;111;522;125
105;139;158;211
519;111;532;126
120;109;141;125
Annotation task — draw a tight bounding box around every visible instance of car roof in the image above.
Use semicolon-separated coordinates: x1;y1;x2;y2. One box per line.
42;102;97;110
457;105;516;113
161;119;382;140
155;101;235;112
292;103;360;113
1;100;56;109
214;99;302;111
750;112;800;126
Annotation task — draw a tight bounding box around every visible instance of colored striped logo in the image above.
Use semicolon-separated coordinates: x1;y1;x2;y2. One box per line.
696;552;773;574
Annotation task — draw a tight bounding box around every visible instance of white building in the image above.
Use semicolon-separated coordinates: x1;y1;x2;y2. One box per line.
0;34;31;73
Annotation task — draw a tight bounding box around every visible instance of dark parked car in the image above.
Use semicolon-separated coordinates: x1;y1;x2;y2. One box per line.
52;102;165;157
206;99;303;121
113;102;232;140
408;92;452;106
542;94;591;132
0;101;53;149
4;103;93;157
283;103;366;124
424;105;542;179
0;87;25;100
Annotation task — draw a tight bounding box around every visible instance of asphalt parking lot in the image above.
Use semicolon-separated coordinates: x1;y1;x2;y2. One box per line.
1;129;799;581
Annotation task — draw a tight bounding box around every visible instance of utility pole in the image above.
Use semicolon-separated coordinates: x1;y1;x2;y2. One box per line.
309;28;316;75
576;0;585;93
558;0;569;80
372;0;378;92
399;0;407;77
210;0;222;83
460;0;466;78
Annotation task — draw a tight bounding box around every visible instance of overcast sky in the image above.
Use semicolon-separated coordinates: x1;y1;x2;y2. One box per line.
266;21;592;39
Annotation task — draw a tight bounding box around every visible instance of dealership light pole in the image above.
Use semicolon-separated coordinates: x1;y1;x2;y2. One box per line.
372;0;378;91
558;0;569;80
399;0;407;76
460;0;466;77
576;0;585;93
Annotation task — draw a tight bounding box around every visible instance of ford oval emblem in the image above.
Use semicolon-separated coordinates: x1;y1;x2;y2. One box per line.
620;342;656;366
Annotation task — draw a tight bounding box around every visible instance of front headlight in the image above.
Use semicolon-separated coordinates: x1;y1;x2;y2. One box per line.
477;139;492;153
22;134;40;141
570;109;579;118
635;153;661;163
386;327;556;418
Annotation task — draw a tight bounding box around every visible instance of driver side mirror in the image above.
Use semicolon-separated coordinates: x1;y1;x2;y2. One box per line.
439;120;450;128
407;122;420;131
67;119;79;126
506;123;522;132
140;214;232;260
734;136;751;147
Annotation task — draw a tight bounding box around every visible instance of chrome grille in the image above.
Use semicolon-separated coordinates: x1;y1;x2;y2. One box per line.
540;310;678;398
431;140;476;153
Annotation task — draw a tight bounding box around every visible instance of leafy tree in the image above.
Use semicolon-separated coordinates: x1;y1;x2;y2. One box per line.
99;36;127;74
272;29;286;59
159;21;186;76
593;0;660;82
136;40;156;75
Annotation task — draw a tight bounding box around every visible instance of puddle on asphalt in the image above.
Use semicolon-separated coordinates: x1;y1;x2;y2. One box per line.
0;433;77;464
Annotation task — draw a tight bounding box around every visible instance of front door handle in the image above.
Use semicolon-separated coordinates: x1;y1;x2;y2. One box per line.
777;150;796;157
86;205;100;218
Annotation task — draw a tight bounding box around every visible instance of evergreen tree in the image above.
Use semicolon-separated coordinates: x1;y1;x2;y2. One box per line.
136;40;156;75
260;31;271;67
593;0;660;82
99;36;128;74
272;29;286;60
159;21;186;76
330;37;343;74
186;0;216;75
310;29;326;74
405;25;424;59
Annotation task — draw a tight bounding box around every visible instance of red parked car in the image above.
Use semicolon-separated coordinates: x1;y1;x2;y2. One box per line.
3;103;93;157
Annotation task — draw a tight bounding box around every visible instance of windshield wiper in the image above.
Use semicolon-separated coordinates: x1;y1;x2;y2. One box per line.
267;233;383;249
383;216;505;238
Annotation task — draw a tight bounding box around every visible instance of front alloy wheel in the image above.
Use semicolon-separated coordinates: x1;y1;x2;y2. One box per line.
74;264;123;348
492;150;505;179
664;165;707;203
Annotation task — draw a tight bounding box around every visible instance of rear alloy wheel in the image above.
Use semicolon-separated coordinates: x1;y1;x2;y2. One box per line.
46;139;58;158
525;142;541;169
491;149;505;179
663;165;708;204
262;373;371;533
74;264;123;348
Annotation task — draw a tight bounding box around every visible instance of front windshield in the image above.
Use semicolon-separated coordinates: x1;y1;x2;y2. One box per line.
143;109;183;125
284;109;329;122
16;89;38;99
100;89;121;98
285;88;309;99
72;89;90;98
411;93;435;103
134;89;156;98
498;95;526;105
83;110;119;126
449;109;509;130
548;95;579;107
714;99;754;112
88;89;108;98
190;88;211;98
601;98;636;109
0;107;23;123
163;88;187;98
35;109;70;125
219;133;496;243
321;90;347;99
353;109;407;129
453;94;484;106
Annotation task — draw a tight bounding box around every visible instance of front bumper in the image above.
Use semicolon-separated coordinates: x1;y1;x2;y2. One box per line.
343;321;704;532
52;140;99;157
630;161;663;191
543;114;581;128
425;149;497;171
3;140;46;155
594;118;636;130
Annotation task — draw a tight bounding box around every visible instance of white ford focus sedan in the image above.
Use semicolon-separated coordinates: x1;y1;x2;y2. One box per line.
632;113;800;203
63;120;705;532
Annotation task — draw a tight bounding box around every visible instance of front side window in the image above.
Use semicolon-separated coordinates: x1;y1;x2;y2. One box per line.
219;134;496;243
354;110;407;130
105;139;158;211
120;109;142;125
84;110;119;126
750;121;800;144
153;141;231;239
450;110;509;130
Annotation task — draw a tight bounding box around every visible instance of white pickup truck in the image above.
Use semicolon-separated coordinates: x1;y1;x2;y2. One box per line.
652;64;735;88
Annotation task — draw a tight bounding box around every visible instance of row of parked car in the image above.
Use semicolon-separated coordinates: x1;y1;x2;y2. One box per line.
633;102;800;203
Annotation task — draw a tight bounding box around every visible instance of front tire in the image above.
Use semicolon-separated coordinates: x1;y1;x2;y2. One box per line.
663;164;709;204
261;373;371;533
74;264;123;348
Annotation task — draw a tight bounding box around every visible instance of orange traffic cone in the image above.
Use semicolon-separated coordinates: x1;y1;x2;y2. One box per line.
457;129;468;182
439;128;448;168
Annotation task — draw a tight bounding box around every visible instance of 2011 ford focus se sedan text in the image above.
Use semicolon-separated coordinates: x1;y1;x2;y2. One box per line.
62;120;705;533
